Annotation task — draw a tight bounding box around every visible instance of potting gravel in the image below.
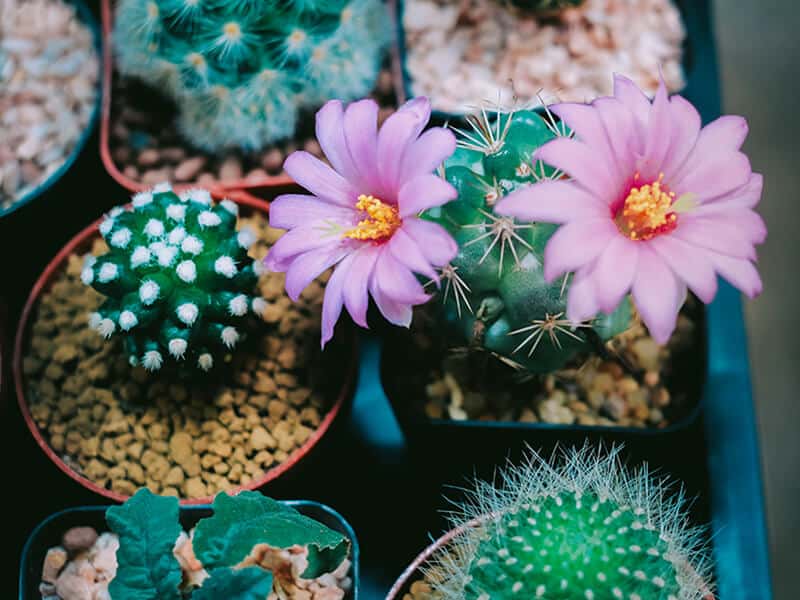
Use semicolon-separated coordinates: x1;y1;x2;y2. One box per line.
24;213;339;500
40;525;353;599
0;0;99;210
108;68;397;188
403;0;686;114
421;310;696;427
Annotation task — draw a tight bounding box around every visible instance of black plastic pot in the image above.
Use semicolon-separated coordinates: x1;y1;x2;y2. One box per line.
19;499;360;600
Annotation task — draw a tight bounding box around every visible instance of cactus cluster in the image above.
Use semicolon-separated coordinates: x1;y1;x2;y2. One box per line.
426;446;712;600
424;108;630;373
82;184;265;373
114;0;389;151
505;0;586;15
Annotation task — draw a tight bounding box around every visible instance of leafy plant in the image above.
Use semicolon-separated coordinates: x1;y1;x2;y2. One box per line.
83;184;265;373
106;489;351;599
114;0;389;151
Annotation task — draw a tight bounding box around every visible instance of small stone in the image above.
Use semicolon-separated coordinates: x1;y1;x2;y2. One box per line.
174;156;207;182
62;527;98;553
137;148;160;167
184;477;207;498
164;466;185;486
261;148;284;174
538;399;575;425
219;156;243;181
169;432;193;464
250;426;276;451
111;479;138;496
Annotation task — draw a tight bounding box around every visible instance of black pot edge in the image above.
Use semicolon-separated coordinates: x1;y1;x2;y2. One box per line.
0;0;103;219
19;499;360;600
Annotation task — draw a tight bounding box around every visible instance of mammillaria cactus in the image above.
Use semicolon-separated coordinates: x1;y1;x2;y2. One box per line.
82;184;265;373
425;108;631;373
426;446;712;599
114;0;388;151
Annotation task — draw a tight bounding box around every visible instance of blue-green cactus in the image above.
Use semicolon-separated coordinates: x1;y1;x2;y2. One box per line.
114;0;389;151
83;183;266;372
426;446;713;600
424;108;631;373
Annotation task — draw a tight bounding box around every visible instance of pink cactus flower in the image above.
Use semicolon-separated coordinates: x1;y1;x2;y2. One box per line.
496;75;766;344
265;97;458;346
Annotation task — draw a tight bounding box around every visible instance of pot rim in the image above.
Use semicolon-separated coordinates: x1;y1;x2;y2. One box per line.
12;194;358;505
19;499;360;600
0;0;103;219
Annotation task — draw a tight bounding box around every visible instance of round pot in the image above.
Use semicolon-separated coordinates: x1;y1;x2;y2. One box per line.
20;499;361;600
13;195;358;505
1;0;102;219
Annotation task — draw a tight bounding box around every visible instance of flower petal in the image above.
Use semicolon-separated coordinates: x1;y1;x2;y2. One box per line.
378;110;428;198
344;99;381;193
397;96;432;124
671;115;750;184
284;151;358;207
673;217;757;260
706;251;763;298
593;97;639;174
389;228;438;282
343;246;380;327
373;248;430;305
265;226;343;269
692;173;763;211
399;127;456;182
551;102;620;180
397;174;458;218
321;252;355;347
496;180;608;223
269;194;356;230
566;265;601;324
672;151;752;203
590;236;640;313
613;73;651;131
535;138;622;202
315;100;360;184
649;235;718;303
285;245;349;302
637;79;672;182
661;95;702;181
631;246;684;344
400;218;458;266
370;276;413;328
542;219;617;282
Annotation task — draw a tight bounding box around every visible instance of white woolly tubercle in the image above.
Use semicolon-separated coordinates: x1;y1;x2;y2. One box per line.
80;267;94;285
237;227;256;249
181;236;203;255
221;326;239;349
119;310;138;331
252;259;265;276
251;297;267;317
166;204;186;222
99;218;114;237
197;353;214;371
153;182;172;193
131;246;152;268
88;312;102;329
143;350;164;371
110;228;132;249
176;302;199;326
156;246;178;267
98;318;116;339
98;263;119;283
144;218;165;238
214;256;237;278
176;260;197;283
139;280;160;305
180;188;212;205
132;192;154;208
198;210;222;227
169;338;188;359
229;295;248;316
109;207;124;218
220;199;238;215
168;226;187;245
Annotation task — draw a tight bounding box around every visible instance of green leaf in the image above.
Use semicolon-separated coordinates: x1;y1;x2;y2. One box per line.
194;567;273;600
106;489;183;600
194;492;350;579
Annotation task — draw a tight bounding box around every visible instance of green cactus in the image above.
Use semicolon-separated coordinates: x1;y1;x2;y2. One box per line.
424;109;630;373
83;183;266;373
426;446;712;600
114;0;389;151
504;0;586;14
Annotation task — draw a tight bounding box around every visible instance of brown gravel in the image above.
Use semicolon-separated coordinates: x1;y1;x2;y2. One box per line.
23;213;342;499
108;67;397;189
402;578;444;600
415;307;699;428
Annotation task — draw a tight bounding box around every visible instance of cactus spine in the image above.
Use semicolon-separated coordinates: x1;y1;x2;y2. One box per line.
114;0;389;151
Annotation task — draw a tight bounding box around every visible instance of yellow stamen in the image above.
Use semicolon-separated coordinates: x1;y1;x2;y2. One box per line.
616;173;678;241
344;195;401;241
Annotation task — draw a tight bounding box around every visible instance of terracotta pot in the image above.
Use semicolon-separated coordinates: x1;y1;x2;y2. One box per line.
13;195;358;505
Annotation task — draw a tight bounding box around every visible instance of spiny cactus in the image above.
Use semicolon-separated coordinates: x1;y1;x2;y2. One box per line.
505;0;586;15
424;108;630;373
114;0;389;151
426;446;713;600
82;183;266;373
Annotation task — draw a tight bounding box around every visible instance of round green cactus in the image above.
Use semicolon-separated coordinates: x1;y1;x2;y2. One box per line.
83;184;265;373
427;447;712;600
114;0;389;151
424;109;630;373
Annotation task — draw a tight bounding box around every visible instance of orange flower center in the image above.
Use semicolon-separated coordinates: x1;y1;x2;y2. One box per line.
615;174;678;241
344;195;401;242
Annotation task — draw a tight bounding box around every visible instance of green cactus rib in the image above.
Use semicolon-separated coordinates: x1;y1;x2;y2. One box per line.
114;0;389;151
83;184;266;373
424;108;631;373
426;447;712;600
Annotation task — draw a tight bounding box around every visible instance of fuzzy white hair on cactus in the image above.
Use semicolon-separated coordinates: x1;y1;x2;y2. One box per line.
220;199;238;215
176;260;197;283
168;338;188;359
80;267;94;285
97;318;116;339
197;353;214;371
237;227;256;249
98;262;119;283
198;210;222;228
181;235;203;255
88;312;102;330
144;218;165;238
139;280;160;305
177;302;199;325
166;203;187;222
111;227;133;249
132;191;154;208
180;188;212;205
221;326;239;348
109;207;124;218
83;254;97;268
214;255;237;278
119;310;138;331
168;226;187;245
156;245;178;267
142;350;164;371
252;258;265;276
153;182;172;194
251;297;267;317
99;218;115;237
130;246;152;268
149;241;167;254
229;294;248;316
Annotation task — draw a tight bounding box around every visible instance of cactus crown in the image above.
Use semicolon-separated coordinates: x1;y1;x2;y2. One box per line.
426;446;712;600
83;184;265;373
424;107;630;373
114;0;389;151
